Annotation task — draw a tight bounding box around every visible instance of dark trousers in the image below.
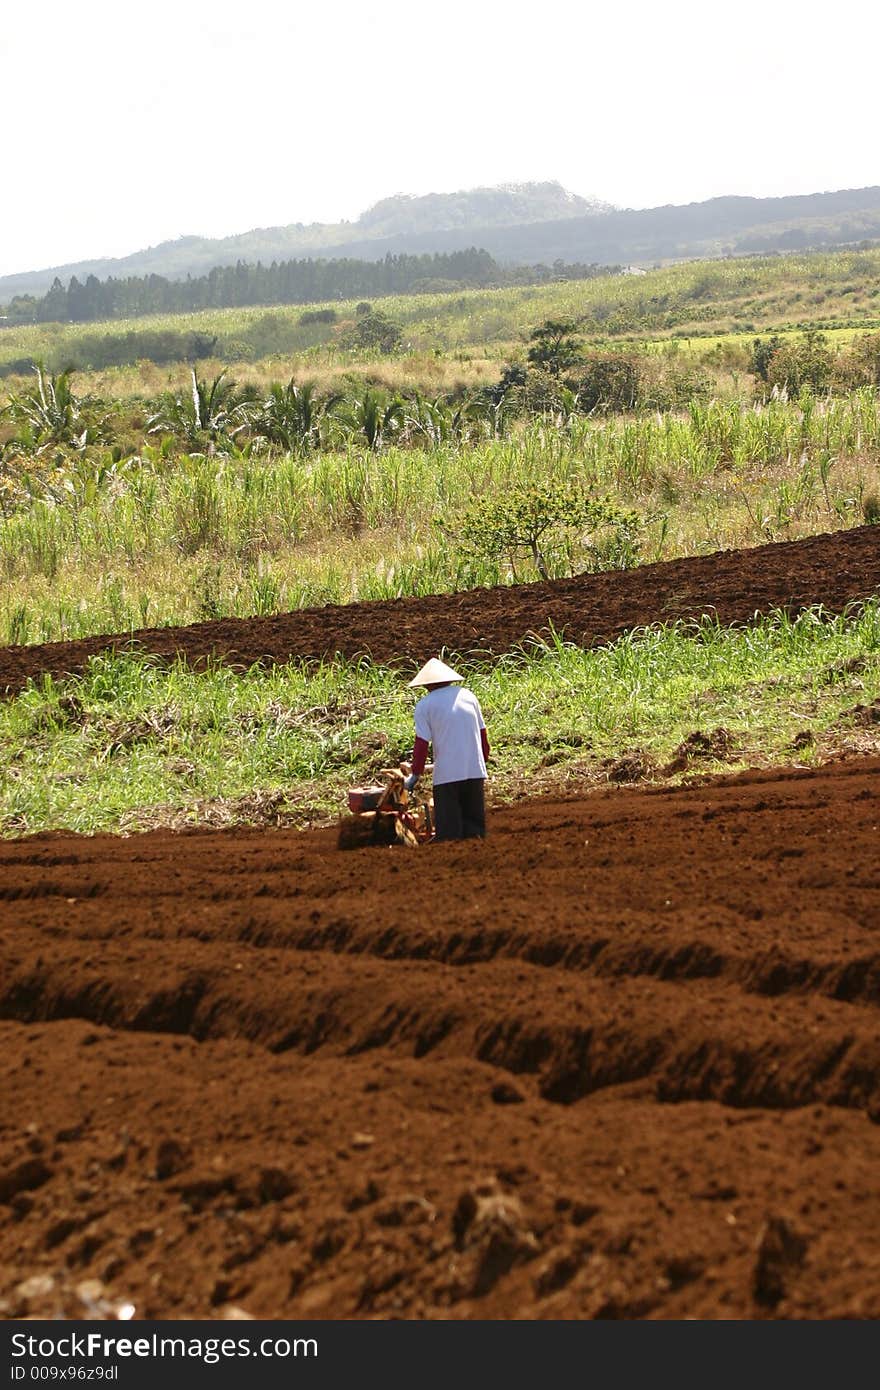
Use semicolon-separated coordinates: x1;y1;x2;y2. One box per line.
432;779;486;841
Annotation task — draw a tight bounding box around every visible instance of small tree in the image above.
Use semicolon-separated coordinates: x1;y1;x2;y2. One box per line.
477;363;527;409
448;482;640;581
526;319;582;376
345;309;402;355
749;335;784;383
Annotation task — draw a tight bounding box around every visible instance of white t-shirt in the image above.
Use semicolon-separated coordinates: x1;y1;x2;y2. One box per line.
414;685;487;786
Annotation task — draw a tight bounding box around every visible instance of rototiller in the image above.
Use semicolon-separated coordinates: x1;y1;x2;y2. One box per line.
338;765;434;849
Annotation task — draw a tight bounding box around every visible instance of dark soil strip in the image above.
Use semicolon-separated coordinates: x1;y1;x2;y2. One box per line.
1;525;878;696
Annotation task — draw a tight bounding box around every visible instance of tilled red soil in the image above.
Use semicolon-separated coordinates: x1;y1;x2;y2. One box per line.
0;524;878;696
2;526;880;1320
2;759;880;1320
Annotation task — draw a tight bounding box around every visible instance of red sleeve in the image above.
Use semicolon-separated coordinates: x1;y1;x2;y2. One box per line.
411;736;430;776
481;728;490;761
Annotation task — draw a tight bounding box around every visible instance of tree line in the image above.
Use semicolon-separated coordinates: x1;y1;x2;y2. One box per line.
1;251;614;326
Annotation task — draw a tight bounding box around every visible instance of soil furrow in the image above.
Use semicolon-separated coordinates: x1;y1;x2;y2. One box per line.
3;939;880;1115
3;1018;880;1319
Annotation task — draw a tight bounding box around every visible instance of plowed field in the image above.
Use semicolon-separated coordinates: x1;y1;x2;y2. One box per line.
1;526;880;1321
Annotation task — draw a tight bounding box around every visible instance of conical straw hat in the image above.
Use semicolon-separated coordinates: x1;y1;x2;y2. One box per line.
408;657;463;688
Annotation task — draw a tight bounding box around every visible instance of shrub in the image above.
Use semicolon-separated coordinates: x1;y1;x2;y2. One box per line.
0;357;38;379
298;308;338;326
54;330;218;371
517;369;574;416
223;340;257;362
447;482;641;581
569;353;642;413
759;330;832;398
637;360;713;410
832;333;880;390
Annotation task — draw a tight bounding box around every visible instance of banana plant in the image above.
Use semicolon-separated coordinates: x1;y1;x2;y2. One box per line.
12;452;136;512
466;391;515;440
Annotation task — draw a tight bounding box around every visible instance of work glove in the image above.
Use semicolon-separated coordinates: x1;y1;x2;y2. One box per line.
403;773;419;793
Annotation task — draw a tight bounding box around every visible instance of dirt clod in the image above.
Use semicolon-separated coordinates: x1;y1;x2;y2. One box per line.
752;1216;809;1308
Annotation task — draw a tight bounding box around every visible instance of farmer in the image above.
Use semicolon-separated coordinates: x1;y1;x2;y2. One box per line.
403;657;490;841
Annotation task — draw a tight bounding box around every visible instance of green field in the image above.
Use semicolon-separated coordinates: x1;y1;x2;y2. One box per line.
3;245;880;389
1;244;879;834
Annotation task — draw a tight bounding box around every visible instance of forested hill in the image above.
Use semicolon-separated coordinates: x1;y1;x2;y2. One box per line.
0;250;615;327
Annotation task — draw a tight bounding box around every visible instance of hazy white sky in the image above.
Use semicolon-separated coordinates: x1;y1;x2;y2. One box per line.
2;0;877;278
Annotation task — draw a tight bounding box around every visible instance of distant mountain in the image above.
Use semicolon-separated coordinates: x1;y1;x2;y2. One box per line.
2;183;880;303
330;188;880;266
354;182;611;235
0;182;612;300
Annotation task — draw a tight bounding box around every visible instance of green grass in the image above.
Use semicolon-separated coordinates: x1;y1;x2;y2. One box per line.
2;603;879;837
